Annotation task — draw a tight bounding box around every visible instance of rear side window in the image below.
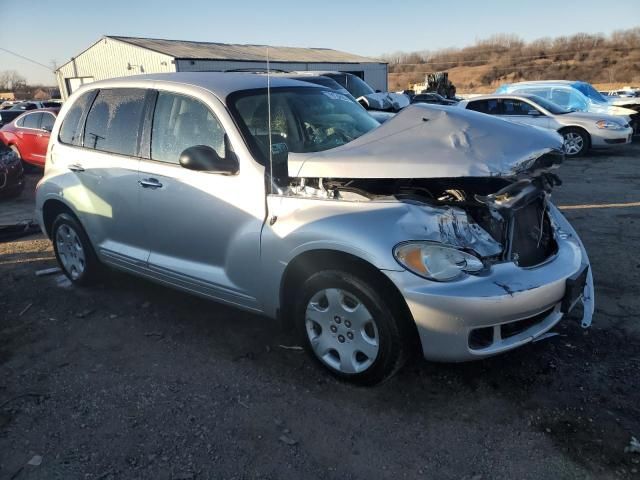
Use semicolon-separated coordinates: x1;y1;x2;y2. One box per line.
41;113;55;131
59;91;96;146
151;92;226;164
83;89;146;155
22;113;42;129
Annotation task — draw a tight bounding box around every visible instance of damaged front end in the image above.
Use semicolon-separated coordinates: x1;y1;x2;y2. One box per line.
271;104;593;333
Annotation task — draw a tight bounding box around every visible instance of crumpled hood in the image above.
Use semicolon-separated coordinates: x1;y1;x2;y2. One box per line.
288;104;564;179
356;92;410;112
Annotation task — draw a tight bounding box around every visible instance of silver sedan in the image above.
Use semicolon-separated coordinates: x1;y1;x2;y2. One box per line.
458;94;633;156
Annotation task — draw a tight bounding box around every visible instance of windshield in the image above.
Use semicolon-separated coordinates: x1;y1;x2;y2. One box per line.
526;95;572;115
573;82;609;104
324;73;376;98
228;87;380;165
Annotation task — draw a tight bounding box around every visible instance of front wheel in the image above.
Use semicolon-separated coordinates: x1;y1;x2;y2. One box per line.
294;270;410;385
561;128;589;157
52;213;101;285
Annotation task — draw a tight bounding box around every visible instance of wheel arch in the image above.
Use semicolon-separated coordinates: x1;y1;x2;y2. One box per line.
279;249;420;349
558;125;591;148
42;198;78;239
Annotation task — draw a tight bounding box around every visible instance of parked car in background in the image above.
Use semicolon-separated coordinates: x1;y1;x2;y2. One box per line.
310;71;410;112
0;101;61;127
411;92;458;106
0;108;59;168
496;81;639;133
275;72;396;123
0;141;25;198
35;73;593;384
458;94;633;156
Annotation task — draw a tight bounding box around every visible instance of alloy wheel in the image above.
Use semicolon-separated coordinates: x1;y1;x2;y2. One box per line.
563;132;584;155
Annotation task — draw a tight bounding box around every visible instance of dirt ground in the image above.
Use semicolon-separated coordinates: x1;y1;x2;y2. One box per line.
1;143;640;480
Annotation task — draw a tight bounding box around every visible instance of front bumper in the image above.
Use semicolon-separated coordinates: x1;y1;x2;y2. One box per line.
591;126;634;147
384;205;594;362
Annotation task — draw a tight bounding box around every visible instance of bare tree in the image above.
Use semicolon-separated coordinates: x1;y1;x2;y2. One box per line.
0;70;27;91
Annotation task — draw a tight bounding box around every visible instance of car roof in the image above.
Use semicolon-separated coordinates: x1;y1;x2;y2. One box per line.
506;80;582;87
464;93;541;102
74;72;322;102
17;107;59;114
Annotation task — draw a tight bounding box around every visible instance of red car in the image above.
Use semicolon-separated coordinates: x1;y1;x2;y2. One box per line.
0;108;59;168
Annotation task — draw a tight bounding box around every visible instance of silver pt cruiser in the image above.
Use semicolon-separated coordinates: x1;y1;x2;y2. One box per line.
36;73;594;384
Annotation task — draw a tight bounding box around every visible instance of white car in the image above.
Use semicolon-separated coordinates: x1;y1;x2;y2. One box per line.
458;94;633;157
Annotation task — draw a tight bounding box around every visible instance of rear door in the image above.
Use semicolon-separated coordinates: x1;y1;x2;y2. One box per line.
16;112;42;162
60;88;149;267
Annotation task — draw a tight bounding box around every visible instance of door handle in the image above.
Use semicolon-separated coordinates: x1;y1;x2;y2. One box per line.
138;178;163;189
68;164;85;172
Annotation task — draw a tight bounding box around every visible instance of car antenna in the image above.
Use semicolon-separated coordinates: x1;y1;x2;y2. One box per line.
266;46;274;194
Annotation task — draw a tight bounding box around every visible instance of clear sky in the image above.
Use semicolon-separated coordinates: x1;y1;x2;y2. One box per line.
1;0;639;85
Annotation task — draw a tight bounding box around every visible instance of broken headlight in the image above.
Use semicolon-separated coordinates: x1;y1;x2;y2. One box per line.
393;242;484;282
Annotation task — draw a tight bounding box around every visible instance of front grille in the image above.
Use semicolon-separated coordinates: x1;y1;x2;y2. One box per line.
509;199;556;267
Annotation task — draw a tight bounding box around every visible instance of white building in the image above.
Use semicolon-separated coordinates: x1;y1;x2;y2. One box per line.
56;36;388;99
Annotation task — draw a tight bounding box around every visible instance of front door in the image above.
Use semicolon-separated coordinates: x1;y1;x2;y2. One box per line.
498;98;552;129
138;90;265;311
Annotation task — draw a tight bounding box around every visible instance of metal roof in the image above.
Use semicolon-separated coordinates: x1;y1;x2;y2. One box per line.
107;36;383;64
69;72;325;102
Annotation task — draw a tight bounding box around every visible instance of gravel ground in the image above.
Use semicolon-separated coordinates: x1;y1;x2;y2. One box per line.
1;143;639;479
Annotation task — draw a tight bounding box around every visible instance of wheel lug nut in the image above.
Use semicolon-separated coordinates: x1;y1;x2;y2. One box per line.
347;332;353;340
344;320;351;328
334;316;341;324
330;325;337;333
338;335;345;343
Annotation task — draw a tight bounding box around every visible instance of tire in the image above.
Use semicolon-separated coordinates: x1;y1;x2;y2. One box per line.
293;269;410;385
560;128;589;157
51;213;101;285
9;145;37;173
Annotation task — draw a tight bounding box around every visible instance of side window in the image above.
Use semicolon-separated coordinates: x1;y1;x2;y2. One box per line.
501;99;536;115
467;99;499;114
550;89;570;108
466;100;488;113
41;113;55;131
22;113;42;129
568;91;588;111
151;92;226;164
59;91;96;146
84;89;146;155
16;116;25;127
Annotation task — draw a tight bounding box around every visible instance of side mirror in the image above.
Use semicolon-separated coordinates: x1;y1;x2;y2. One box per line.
527;110;542;116
42;125;53;133
179;145;238;174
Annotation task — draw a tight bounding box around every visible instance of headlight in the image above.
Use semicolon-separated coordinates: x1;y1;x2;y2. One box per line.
595;120;624;130
393;242;484;282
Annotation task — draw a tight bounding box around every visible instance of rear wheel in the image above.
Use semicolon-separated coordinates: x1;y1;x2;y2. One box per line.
561;128;589;157
294;270;410;385
52;213;101;285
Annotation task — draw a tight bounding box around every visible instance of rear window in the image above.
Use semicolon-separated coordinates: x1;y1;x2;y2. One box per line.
83;89;147;156
59;91;97;146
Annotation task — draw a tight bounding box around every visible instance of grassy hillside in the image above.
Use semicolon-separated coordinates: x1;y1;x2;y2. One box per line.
383;28;640;93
